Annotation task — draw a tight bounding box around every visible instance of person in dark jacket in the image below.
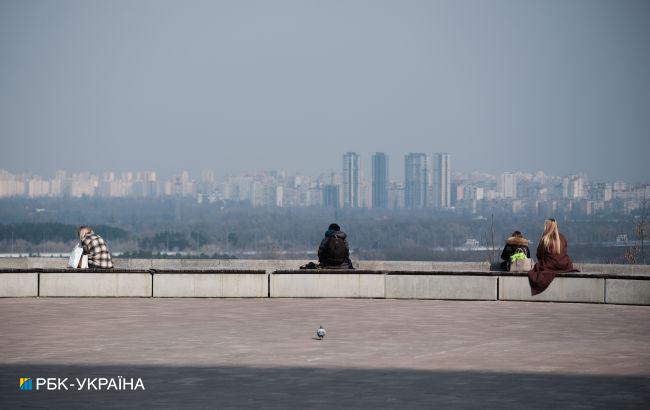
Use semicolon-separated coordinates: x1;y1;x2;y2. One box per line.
317;223;354;269
528;219;578;295
500;231;531;270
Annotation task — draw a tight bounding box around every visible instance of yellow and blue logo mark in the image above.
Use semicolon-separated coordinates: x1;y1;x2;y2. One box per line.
20;377;33;391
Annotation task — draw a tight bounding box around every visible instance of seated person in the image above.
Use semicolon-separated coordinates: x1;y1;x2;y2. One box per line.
528;219;578;295
317;223;354;269
500;230;531;270
78;226;114;269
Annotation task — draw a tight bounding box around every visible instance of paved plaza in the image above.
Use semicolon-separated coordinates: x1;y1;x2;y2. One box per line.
1;298;649;408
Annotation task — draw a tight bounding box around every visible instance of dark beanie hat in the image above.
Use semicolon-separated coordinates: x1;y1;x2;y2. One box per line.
328;223;340;231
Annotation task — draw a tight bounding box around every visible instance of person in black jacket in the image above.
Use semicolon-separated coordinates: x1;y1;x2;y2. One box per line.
317;223;354;269
500;231;531;270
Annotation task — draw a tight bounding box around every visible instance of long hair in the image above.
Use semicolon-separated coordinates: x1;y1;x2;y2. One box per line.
541;219;561;254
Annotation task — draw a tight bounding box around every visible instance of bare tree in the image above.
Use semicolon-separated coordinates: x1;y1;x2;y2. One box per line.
625;190;649;264
634;193;648;264
483;213;499;264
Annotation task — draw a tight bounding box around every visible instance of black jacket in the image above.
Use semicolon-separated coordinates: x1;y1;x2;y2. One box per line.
318;229;352;268
500;236;531;263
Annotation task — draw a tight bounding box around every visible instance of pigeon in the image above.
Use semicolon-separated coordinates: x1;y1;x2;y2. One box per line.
316;325;326;340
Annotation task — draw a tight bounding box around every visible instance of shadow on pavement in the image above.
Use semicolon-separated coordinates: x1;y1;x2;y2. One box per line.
1;364;649;409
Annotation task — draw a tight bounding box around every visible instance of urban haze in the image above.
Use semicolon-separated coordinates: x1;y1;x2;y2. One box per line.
1;0;649;181
0;0;649;264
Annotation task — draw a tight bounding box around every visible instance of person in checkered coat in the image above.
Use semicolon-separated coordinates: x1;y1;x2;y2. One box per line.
79;226;114;269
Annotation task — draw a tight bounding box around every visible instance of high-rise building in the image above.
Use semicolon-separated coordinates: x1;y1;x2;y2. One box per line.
404;153;429;209
591;183;612;202
563;175;586;199
570;176;586;199
451;181;462;204
387;182;405;209
323;184;340;208
342;152;360;208
372;152;388;209
27;178;50;197
498;172;517;199
433;153;451;208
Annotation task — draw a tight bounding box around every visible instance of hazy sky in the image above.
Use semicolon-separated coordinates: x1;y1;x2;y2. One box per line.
1;0;649;182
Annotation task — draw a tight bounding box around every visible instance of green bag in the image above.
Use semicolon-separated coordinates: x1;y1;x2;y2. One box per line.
510;250;527;263
509;250;533;272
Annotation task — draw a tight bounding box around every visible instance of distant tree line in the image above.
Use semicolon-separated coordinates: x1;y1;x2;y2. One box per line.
0;223;128;244
0;198;642;263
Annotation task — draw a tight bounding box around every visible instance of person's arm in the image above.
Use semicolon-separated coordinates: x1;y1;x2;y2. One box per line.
500;245;510;261
344;239;350;258
80;237;90;255
317;238;327;261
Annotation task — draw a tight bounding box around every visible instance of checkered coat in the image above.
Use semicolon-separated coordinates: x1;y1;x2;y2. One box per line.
81;232;114;269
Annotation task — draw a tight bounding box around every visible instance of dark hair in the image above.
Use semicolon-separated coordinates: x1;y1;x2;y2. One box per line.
512;230;522;237
328;223;340;231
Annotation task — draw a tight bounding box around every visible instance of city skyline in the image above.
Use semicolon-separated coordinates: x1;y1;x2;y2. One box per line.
1;152;646;187
1;149;648;218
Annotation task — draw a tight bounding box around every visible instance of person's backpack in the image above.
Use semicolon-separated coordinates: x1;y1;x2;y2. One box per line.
508;249;533;272
325;236;348;264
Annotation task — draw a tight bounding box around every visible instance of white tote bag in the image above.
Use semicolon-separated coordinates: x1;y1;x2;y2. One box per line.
67;244;88;268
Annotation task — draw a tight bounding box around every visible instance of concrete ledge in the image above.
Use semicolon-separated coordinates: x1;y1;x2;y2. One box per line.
39;273;152;297
386;273;497;300
0;258;29;269
153;271;268;297
605;279;650;305
271;270;385;298
0;263;648;304
499;276;605;303
0;273;38;297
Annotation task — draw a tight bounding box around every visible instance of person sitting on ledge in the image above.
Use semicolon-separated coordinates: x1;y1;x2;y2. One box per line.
317;223;354;269
500;230;531;271
79;226;114;269
528;219;578;295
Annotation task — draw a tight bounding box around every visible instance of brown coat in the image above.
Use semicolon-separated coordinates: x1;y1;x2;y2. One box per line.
528;233;578;295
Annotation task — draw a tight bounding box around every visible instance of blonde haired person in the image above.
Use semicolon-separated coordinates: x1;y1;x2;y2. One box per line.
528;219;578;295
78;226;114;269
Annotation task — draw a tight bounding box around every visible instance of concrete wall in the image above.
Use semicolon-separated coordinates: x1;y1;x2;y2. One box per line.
0;273;38;297
1;259;649;304
271;271;385;298
499;276;605;303
3;257;650;276
605;279;650;305
39;273;152;297
154;272;267;297
386;274;497;300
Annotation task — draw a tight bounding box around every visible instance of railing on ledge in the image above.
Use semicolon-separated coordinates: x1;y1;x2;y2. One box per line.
1;266;649;305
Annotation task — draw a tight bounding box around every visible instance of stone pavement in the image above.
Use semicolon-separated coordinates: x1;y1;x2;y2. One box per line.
1;298;649;408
